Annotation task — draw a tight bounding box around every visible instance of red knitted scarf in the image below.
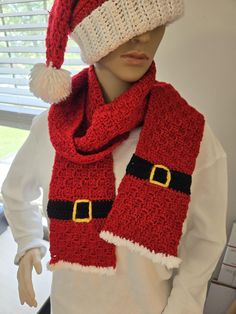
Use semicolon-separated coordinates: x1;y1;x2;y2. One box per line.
47;61;205;274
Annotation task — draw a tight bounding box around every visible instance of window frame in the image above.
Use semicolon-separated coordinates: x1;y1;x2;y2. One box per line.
0;0;84;130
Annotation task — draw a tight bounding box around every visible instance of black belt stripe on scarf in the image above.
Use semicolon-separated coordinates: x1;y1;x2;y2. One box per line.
126;154;191;195
47;154;191;222
47;200;113;222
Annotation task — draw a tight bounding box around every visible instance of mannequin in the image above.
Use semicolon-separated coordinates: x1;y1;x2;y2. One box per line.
2;0;227;314
17;25;166;309
93;26;166;102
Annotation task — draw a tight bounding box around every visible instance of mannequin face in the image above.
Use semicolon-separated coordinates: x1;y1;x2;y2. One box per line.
94;25;165;83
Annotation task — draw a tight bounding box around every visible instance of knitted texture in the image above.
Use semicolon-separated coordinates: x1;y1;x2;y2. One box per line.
47;62;156;273
29;0;184;103
70;0;185;64
99;83;205;269
46;0;73;69
45;0;185;67
47;61;205;274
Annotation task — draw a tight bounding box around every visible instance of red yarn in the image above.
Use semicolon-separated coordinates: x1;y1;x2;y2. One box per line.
47;61;205;271
45;0;109;68
46;0;73;68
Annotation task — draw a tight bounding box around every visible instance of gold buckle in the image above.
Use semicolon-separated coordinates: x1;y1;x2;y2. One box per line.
149;165;171;188
72;199;92;223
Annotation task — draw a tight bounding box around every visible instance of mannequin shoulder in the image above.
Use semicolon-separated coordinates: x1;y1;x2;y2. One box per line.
153;81;204;119
194;120;226;173
153;80;185;96
152;80;180;96
30;109;51;148
30;109;49;136
153;82;226;171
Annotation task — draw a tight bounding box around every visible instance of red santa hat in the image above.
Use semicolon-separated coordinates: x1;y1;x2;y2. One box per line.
29;0;184;104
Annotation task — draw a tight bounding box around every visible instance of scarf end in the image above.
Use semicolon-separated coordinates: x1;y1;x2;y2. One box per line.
46;260;116;275
99;230;182;270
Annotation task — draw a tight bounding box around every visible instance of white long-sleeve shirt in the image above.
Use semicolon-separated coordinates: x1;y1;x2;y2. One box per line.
1;109;228;314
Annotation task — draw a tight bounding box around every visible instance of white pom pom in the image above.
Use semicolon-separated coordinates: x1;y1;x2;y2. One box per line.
29;62;72;104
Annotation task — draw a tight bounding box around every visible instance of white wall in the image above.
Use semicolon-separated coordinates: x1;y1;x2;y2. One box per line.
155;0;236;276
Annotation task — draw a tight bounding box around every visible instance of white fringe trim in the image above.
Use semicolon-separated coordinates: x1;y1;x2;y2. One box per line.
29;62;72;104
46;260;116;275
99;231;182;270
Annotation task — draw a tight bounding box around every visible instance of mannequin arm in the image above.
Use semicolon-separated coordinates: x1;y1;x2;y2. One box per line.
1;114;49;308
162;155;228;314
17;247;42;307
1;118;47;265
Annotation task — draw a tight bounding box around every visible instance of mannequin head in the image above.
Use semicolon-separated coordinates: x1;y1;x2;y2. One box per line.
94;25;166;103
29;0;184;104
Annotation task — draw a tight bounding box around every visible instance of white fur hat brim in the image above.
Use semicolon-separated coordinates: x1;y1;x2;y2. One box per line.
70;0;184;65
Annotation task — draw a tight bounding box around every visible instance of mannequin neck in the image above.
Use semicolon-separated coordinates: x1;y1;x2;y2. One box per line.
93;63;132;104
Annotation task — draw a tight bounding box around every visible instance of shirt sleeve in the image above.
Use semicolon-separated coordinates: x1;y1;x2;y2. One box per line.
1;115;48;265
161;123;228;314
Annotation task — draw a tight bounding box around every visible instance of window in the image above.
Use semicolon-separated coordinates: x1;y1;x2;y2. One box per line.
0;124;29;199
0;0;86;205
0;0;86;130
